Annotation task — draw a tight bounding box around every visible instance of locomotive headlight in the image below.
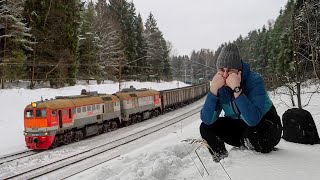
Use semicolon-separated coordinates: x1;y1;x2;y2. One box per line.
31;102;37;108
23;132;27;136
44;132;48;136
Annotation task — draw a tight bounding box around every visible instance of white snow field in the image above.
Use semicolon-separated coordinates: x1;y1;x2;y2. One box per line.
1;80;320;180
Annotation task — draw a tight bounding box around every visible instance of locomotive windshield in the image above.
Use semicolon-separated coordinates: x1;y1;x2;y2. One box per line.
36;109;47;117
25;110;34;118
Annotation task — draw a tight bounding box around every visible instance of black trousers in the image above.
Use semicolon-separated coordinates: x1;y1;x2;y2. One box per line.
200;105;282;153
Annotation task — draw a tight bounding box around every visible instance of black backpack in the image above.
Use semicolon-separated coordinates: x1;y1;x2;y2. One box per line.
282;108;320;144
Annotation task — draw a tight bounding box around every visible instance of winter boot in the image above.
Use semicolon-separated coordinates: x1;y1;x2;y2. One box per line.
201;139;228;162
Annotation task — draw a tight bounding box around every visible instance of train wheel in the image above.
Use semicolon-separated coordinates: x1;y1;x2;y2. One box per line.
74;131;83;142
154;110;159;117
132;116;137;124
79;131;84;140
110;122;115;131
74;134;80;142
137;115;142;122
103;123;109;132
123;121;130;127
112;121;118;130
98;125;103;134
50;138;59;149
65;134;72;144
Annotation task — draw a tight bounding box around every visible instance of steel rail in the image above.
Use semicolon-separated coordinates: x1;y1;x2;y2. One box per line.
0;151;38;165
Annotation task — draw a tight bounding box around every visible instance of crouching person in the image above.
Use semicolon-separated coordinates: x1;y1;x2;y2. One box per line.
200;43;282;162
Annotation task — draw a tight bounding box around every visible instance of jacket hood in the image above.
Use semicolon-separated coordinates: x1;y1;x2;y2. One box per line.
241;61;251;82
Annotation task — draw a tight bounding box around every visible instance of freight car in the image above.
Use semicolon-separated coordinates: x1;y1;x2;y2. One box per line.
23;82;209;150
160;82;209;111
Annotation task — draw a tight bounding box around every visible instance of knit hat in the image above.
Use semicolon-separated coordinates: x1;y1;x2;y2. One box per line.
216;43;242;70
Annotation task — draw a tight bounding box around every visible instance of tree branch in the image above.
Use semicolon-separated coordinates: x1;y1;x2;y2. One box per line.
43;0;52;28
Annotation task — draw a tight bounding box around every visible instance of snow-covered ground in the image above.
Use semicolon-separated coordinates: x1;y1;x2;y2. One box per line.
1;80;320;180
71;81;320;180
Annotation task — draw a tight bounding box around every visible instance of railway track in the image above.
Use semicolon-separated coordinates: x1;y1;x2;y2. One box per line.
1;104;202;180
0;150;38;165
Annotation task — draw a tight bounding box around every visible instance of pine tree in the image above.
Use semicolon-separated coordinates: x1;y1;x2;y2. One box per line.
170;55;182;81
108;0;137;79
267;1;294;87
171;55;190;83
161;38;172;81
188;49;215;83
0;0;32;88
64;0;82;86
126;1;138;78
145;12;165;81
78;1;101;83
134;13;148;81
24;0;81;88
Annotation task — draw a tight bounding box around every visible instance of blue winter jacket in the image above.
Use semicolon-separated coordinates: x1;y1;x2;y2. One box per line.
201;62;273;127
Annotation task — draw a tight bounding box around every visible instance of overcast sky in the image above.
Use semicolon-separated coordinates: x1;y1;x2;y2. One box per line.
132;0;288;56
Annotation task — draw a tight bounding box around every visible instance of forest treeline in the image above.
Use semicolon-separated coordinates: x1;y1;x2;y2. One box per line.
1;0;319;90
171;0;320;90
0;0;171;88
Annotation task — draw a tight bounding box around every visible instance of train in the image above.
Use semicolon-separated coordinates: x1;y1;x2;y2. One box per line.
23;82;210;150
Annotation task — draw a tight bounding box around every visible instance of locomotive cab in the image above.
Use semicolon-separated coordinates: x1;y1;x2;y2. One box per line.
24;102;56;149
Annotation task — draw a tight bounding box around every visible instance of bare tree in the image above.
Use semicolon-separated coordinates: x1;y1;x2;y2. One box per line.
97;20;124;80
289;0;320;109
294;0;320;80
